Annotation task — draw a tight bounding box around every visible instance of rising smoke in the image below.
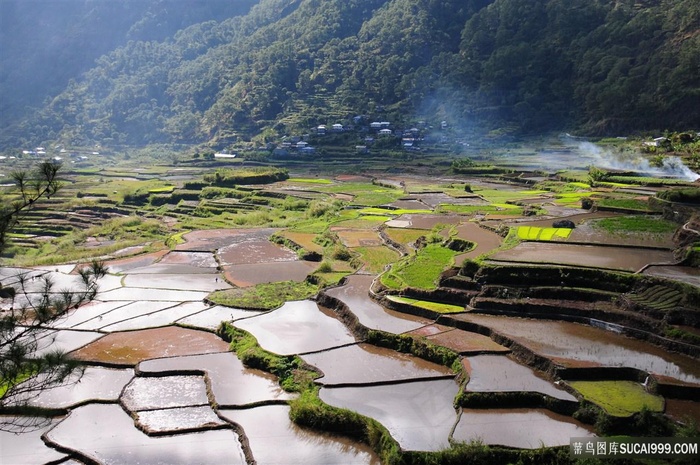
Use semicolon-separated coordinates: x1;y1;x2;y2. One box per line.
577;141;699;182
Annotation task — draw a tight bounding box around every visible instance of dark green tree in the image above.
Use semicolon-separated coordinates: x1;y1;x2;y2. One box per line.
0;161;107;431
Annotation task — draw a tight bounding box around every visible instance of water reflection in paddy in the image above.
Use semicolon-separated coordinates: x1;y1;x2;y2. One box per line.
176;305;264;330
224;260;317;287
121;375;209;410
72;300;176;330
324;274;430;333
454;408;594;448
27;367;134;408
234;300;356;355
0;418;66;464
98;286;209;302
102;301;209;332
220;405;380;465
122;273;230;292
303;343;453;385
463;355;576;401
407;324;509;354
219;238;297;265
45;403;247;465
319;379;459;451
138;352;295;406
134;406;226;434
53;300;128;328
457;314;700;384
490;242;674;272
70;326;230;365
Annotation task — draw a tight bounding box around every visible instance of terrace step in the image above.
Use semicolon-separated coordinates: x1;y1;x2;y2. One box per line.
470;296;662;334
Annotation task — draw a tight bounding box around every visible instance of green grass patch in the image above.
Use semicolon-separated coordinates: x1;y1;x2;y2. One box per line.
554;191;594;205
384;227;429;245
596;198;651;211
353;246;400;274
437;204;523;215
591;216;678;235
568;380;664;417
516;226;572;241
319;182;403;206
331;216;390;229
208;281;318;310
217;323;316;391
386;295;464;313
148;186;175;193
358;207;432;216
473;188;547;204
381;244;459;290
287;178;333;184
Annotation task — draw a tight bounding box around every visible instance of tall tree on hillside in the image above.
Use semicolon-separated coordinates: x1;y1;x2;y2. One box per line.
0;161;107;431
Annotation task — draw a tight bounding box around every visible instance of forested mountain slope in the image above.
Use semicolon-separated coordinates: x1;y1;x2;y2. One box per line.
2;0;698;150
0;0;257;132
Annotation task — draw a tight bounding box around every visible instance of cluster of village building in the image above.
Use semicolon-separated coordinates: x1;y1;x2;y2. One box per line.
272;118;449;157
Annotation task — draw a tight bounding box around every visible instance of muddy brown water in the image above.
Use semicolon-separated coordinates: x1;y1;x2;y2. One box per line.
175;228;276;251
455;314;700;384
453;222;503;260
407;324;509;354
463;355;577;401
218;239;297;265
490;242;674;272
319;378;460;451
454;408;595;448
234;300;356;355
70;326;230;365
324;274;431;333
643;265;700;287
44;403;247;465
301;343;453;385
664;399;700;426
221;405;381;465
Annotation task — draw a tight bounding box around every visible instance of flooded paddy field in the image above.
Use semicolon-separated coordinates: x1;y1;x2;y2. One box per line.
644;265;700;287
44;403;247;465
463;355;576;401
407;324;509;354
302;343;453;385
455;314;700;384
319;378;460;451
324;274;431;333
234;300;356;355
2;166;699;464
70;326;230;365
224;260;317;287
138;352;295;406
490;241;674;271
25;367;134;408
385;213;461;229
454;408;594;448
221;405;381;464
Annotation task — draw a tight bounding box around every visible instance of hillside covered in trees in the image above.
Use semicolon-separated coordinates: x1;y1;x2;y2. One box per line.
1;0;698;150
